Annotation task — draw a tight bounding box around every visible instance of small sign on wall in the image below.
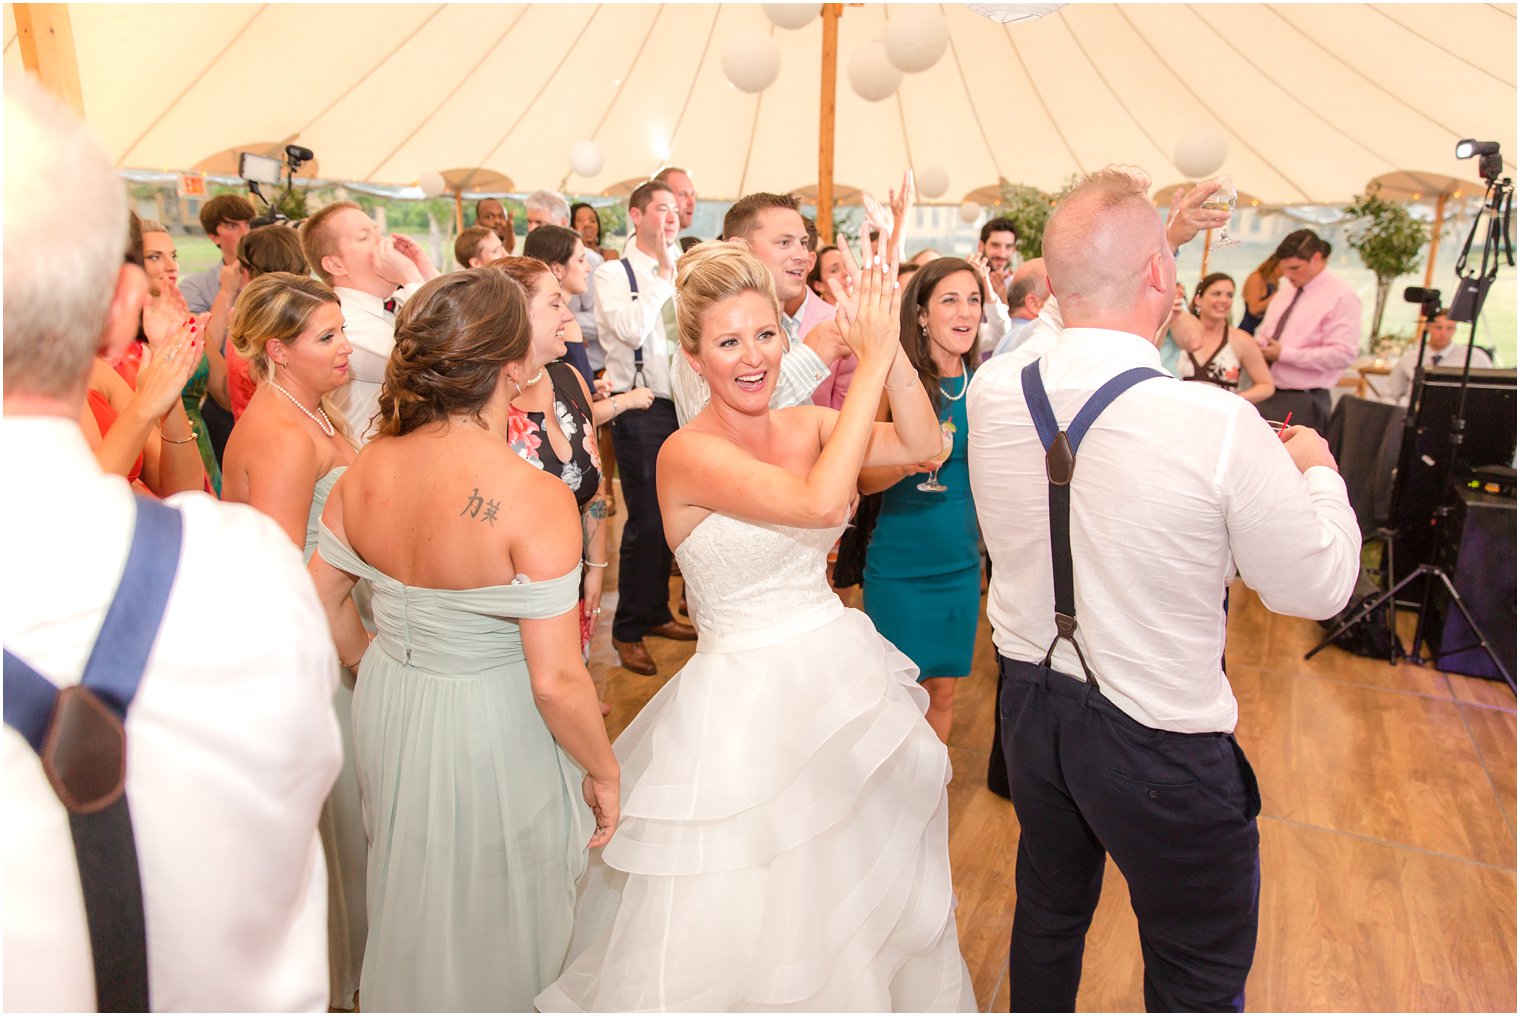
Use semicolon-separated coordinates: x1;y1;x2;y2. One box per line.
177;173;207;199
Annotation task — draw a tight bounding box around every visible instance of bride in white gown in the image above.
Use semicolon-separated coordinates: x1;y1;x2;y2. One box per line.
537;241;977;1012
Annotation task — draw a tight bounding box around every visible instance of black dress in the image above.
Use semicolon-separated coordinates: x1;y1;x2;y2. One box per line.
507;361;601;508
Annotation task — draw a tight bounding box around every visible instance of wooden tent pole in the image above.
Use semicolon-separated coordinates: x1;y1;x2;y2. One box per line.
818;4;842;244
1423;190;1448;288
14;4;85;117
454;188;465;234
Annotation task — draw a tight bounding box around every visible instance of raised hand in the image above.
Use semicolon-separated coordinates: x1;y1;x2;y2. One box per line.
841;249;901;367
391;233;440;281
372;235;424;286
134;319;203;420
142;284;191;350
1167;179;1230;250
825;232;866;333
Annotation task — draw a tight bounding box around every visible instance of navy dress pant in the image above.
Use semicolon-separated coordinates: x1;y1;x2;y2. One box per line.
610;398;678;643
999;656;1261;1013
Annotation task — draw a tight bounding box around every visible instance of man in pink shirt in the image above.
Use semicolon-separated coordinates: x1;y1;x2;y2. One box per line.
1256;228;1362;434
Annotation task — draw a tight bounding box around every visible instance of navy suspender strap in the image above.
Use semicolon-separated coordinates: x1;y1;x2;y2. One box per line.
619;258;647;389
1020;361;1169;689
3;496;184;1013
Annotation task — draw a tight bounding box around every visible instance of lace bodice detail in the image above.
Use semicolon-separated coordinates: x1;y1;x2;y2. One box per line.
674;512;846;636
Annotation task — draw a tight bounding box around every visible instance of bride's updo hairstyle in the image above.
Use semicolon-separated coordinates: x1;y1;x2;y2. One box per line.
375;267;531;438
673;241;780;356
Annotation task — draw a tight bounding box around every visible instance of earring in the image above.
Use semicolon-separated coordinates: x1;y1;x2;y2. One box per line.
696;372;709;393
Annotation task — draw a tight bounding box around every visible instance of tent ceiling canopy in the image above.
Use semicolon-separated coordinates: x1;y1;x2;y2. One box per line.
3;3;1514;207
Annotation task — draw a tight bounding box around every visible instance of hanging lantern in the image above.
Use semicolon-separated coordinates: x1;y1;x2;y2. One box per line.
958;200;981;223
762;3;820;30
1173;127;1227;180
965;4;1066;24
570;140;606;178
723;31;783;93
417;171;447;198
885;7;948;73
917;167;950;199
848;42;903;102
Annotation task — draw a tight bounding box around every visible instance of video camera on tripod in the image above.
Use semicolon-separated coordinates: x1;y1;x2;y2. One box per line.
1308;139;1516;690
237;144;315;227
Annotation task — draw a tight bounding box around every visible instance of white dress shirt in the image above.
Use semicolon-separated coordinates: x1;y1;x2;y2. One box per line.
2;416;341;1012
977;297;1014;359
591;244;677;398
1381;341;1493;406
968;328;1360;733
334;282;423;443
990;314;1041;358
670;290;832;426
572;249;605;373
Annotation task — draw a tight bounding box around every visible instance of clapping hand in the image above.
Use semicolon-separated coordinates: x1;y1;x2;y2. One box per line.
828;235;900;367
1166;179;1230;250
135;315;203;421
967;251;1008;305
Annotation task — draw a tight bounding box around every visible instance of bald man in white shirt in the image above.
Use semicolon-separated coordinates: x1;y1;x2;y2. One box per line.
969;169;1359;1011
3;72;340;1012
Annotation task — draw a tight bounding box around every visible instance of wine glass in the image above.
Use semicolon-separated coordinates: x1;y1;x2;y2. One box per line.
918;422;954;494
1204;175;1240;249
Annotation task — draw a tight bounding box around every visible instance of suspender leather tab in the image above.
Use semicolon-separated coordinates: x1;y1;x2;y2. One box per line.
620;258;648;389
3;496;184;1013
1020;360;1170;690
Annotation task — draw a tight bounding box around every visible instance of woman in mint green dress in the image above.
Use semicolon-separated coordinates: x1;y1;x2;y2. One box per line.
307;268;618;1012
220;273;367;1009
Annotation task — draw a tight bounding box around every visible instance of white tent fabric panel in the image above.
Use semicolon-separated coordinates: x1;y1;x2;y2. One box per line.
3;3;1514;205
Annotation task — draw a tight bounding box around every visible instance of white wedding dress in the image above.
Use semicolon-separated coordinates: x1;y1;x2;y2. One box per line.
537;512;976;1013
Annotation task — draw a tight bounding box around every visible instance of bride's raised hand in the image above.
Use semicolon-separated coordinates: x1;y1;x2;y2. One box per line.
846;250;901;368
825;232;866;333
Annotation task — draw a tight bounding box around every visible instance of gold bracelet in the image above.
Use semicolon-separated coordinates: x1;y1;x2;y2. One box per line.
884;373;920;393
162;429;200;445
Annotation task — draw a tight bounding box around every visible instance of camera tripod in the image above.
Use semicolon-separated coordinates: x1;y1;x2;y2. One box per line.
1306;165;1515;693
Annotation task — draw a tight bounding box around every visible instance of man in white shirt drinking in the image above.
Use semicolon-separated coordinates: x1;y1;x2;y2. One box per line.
968;168;1360;1012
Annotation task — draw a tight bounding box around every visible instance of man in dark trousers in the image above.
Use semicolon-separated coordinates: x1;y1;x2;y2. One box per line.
968;169;1360;1011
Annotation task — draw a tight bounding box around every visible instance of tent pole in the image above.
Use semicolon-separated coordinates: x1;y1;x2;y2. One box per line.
1423;190;1447;289
818;3;842;244
454;188;465;235
14;4;85;117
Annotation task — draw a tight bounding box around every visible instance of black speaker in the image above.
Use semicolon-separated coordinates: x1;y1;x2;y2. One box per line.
1388;366;1517;595
1430;488;1517;681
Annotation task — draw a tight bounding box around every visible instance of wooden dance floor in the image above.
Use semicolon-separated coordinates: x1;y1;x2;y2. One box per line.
591;505;1517;1012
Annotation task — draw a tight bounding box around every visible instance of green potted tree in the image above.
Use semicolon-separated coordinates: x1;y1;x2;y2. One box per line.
1343;184;1430;343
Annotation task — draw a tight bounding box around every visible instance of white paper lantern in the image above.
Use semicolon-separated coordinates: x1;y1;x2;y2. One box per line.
1173;127;1227;180
570;140;606;178
848;42;903;102
722;31;783;93
762;3;820;30
958;200;981;223
917;167;950;199
965;4;1065;24
417;170;447;198
885;7;948;74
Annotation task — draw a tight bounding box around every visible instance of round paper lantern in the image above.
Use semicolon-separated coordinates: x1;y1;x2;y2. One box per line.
848;42;903;102
762;3;820;30
958;200;982;224
723;31;783;93
916;166;949;200
1173;127;1227;180
417;170;447;198
885;7;948;74
570;140;605;178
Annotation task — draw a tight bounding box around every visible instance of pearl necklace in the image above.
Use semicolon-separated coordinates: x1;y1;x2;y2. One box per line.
269;380;335;437
938;356;970;402
522;367;547;388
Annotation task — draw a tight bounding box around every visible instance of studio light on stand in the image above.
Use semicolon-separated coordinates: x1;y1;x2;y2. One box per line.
240;144;315;227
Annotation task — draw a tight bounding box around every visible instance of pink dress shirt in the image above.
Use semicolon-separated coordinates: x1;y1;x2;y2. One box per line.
1256;269;1361;391
788;290;853;410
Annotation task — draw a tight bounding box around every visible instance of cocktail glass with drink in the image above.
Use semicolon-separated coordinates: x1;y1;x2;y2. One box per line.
918;421;954;494
1203;175;1241;249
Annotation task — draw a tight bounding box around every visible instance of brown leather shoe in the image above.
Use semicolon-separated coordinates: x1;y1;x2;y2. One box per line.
613;638;657;676
647;619;698;642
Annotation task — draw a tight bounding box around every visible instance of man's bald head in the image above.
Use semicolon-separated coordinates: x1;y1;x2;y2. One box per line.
5;72;135;402
1007;257;1050;319
1042;169;1174;336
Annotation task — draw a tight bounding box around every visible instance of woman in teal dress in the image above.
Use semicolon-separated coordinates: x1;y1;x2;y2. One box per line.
306;268;619;1012
220;273;367;1010
859;258;986;743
